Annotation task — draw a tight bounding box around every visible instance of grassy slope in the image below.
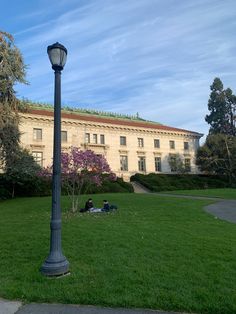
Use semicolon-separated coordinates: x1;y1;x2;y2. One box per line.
0;193;236;314
160;188;236;199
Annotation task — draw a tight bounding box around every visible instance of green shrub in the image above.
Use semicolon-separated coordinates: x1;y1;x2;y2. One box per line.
0;174;52;199
130;173;230;192
0;175;133;200
82;177;134;194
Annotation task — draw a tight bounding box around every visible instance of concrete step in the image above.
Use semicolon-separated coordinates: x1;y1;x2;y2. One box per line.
130;181;151;194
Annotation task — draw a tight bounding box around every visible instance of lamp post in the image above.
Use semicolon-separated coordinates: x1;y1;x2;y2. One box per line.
41;42;69;276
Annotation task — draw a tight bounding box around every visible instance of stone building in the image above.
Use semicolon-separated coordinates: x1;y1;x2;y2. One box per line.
19;106;203;181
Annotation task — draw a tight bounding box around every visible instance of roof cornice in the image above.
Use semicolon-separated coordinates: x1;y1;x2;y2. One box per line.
23;108;203;138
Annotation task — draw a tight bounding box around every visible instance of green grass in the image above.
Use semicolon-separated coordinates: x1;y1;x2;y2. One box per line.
0;193;236;314
159;188;236;199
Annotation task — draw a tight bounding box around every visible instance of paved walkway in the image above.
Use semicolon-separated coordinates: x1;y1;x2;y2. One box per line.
204;200;236;223
0;299;187;314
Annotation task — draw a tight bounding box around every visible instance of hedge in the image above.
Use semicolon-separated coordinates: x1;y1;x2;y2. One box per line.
130;173;231;192
0;174;133;200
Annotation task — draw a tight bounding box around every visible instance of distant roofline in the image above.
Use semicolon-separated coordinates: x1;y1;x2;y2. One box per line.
22;106;203;138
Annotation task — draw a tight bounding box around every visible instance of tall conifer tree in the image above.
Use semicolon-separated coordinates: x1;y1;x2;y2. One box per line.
0;31;27;168
205;77;236;135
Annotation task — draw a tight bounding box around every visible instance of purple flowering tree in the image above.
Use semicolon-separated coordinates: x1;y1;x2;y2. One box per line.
40;147;116;212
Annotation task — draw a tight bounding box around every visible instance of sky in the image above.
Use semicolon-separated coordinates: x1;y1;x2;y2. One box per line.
2;0;236;141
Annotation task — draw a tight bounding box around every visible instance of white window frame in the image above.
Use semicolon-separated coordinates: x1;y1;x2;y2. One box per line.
138;156;146;172
33;128;42;140
138;138;144;147
120;136;127;146
32;151;43;167
120;155;128;171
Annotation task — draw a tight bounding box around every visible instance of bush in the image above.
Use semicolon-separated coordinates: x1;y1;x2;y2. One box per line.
130;173;230;192
80;177;134;194
0;175;133;200
0;174;52;199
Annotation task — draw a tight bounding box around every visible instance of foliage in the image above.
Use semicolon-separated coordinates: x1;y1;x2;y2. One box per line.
205;78;236;136
130;173;230;192
196;134;236;185
168;153;187;174
0;175;133;200
4;148;41;198
84;176;134;194
0;30;27;168
40;148;116;212
0;122;21;169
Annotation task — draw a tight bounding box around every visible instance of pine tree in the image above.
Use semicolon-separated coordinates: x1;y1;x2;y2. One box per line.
205;78;236;135
225;88;236;136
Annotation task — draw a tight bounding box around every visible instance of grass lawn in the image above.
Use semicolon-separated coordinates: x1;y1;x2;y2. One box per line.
159;188;236;199
0;193;236;314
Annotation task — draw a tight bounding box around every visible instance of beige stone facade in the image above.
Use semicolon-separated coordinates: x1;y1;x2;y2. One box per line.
19;108;203;181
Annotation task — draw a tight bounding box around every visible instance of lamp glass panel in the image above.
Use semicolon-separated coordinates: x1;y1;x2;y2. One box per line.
48;48;67;67
48;48;61;66
60;50;67;67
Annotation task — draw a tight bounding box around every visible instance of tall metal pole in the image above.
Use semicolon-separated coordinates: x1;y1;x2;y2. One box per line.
41;68;69;276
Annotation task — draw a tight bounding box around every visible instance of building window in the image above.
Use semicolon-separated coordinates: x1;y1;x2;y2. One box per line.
61;131;67;142
184;142;189;150
100;134;105;144
120;136;126;146
138;156;146;172
32;151;43;167
155;157;162;172
93;134;98;144
33;128;42;140
85;133;90;143
138;138;144;147
120;155;128;171
169;154;177;172
169;140;175;149
154;139;160;148
185;158;191;172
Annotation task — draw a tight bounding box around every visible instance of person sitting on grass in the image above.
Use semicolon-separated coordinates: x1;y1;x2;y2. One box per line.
102;200;110;212
88;200;110;213
80;198;94;212
90;200;110;212
80;199;117;213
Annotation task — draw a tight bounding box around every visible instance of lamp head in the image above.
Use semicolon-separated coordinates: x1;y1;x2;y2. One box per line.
47;42;67;71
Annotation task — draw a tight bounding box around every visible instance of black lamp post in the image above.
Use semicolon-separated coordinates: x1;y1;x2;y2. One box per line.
41;42;69;276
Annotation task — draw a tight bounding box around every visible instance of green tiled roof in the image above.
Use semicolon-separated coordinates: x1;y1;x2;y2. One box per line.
19;99;162;125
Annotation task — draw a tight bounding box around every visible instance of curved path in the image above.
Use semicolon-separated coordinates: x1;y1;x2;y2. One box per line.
204;200;236;223
131;181;236;224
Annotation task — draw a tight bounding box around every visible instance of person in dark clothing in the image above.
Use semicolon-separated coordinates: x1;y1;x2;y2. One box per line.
80;198;94;212
102;200;110;212
85;198;94;211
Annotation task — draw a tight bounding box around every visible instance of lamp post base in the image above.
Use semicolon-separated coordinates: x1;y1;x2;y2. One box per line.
41;257;69;277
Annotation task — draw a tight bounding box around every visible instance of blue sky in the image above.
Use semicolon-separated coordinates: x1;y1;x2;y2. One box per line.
2;0;236;140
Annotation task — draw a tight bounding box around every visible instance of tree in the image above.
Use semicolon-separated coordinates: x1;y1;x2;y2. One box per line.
225;88;236;136
168;153;188;174
0;30;27;168
40;148;116;212
205;78;236;136
196;134;236;185
5;148;41;198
